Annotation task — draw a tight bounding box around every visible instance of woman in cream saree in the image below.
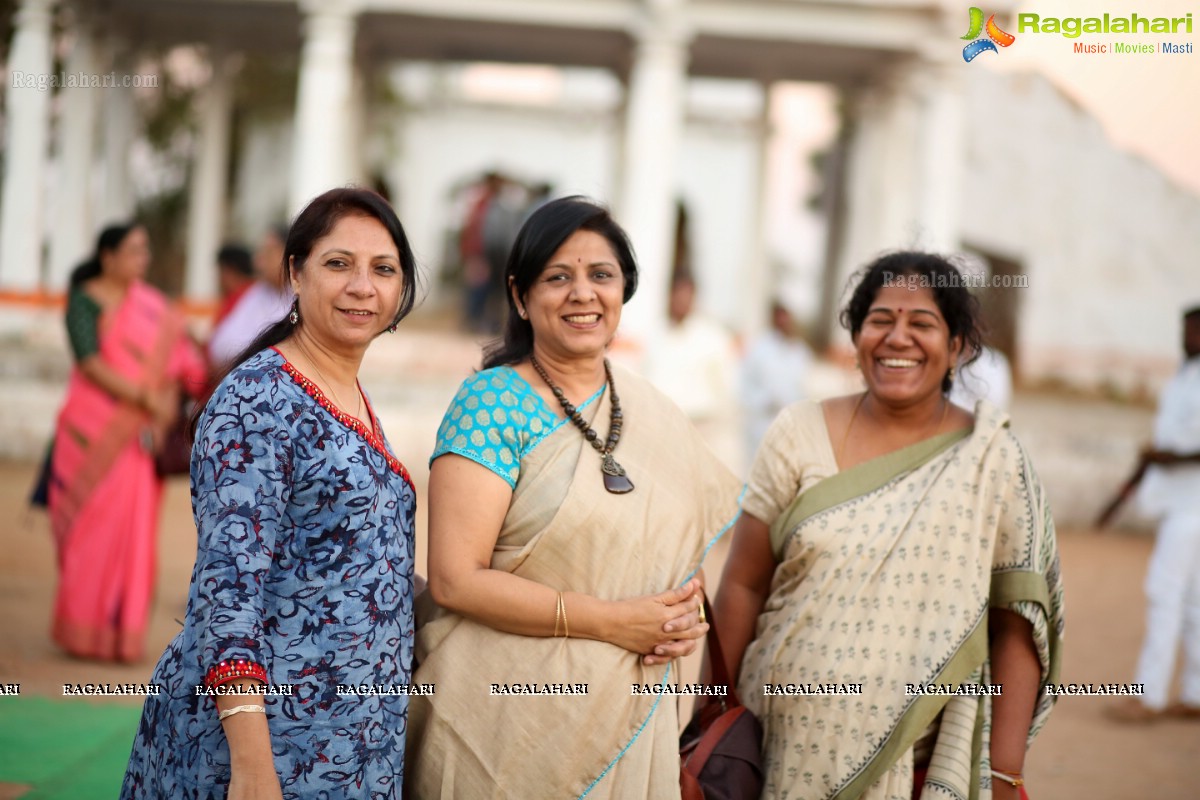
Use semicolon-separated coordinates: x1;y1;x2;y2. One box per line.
740;401;1061;799
714;252;1065;800
407;198;743;798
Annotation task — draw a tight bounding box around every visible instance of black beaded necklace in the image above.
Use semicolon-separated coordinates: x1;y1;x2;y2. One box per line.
530;355;634;494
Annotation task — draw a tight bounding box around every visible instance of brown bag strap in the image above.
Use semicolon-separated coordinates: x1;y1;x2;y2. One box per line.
683;705;749;777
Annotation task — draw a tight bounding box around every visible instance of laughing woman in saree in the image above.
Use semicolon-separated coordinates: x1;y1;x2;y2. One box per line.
49;223;206;662
713;252;1065;800
121;188;418;800
407;197;743;799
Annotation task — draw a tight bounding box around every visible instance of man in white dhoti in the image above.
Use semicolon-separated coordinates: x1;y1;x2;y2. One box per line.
1112;306;1200;721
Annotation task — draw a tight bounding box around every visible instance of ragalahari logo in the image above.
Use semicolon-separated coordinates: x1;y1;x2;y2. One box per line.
961;7;1016;61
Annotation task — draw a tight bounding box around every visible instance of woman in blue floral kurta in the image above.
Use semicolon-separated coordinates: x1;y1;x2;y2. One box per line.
122;188;419;800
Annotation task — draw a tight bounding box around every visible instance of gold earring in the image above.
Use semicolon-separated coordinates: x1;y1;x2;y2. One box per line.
948;365;957;382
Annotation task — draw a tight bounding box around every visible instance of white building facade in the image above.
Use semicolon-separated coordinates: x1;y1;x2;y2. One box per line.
2;0;1198;392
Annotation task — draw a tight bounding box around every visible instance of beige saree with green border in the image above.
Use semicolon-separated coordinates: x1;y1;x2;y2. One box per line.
739;401;1064;800
407;365;743;799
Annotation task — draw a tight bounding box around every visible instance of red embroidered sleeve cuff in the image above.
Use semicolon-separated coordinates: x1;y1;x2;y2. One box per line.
203;658;268;690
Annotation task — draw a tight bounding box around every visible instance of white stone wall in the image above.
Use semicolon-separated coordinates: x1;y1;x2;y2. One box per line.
961;69;1200;392
836;66;1200;393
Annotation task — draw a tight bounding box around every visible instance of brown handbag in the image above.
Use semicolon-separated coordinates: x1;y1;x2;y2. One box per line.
153;398;195;477
679;598;764;800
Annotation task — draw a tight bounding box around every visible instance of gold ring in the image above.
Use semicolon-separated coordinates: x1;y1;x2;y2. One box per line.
698;602;707;624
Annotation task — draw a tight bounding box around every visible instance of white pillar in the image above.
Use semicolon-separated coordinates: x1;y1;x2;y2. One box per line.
838;75;920;272
49;26;101;290
289;0;360;215
616;0;690;348
101;41;137;222
185;52;236;301
839;85;887;274
876;79;920;251
346;56;368;185
740;82;774;338
910;54;965;253
0;0;57;291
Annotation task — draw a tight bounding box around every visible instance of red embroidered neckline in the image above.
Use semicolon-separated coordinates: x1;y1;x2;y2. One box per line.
272;348;414;491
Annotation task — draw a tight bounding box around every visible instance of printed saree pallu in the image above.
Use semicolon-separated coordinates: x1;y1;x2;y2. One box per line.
408;368;743;800
739;403;1065;800
49;281;201;661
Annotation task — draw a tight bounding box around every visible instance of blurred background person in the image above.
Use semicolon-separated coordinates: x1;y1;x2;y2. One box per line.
479;174;526;333
206;224;293;373
950;343;1013;412
459;171;505;334
740;298;813;461
643;271;740;468
211;243;255;335
48;222;206;662
1110;305;1200;722
643;272;738;426
522;181;554;223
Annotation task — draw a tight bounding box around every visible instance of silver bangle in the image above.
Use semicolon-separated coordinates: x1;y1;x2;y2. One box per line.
218;704;267;721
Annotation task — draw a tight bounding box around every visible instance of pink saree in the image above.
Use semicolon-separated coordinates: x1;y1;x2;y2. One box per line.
48;281;204;662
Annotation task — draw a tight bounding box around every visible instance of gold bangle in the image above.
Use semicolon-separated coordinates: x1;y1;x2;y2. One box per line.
698;599;707;624
554;592;562;638
561;593;569;639
990;769;1024;788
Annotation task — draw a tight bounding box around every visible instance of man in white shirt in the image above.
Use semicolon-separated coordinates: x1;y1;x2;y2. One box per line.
207;225;294;373
642;274;741;469
644;275;737;423
949;345;1013;411
740;301;813;460
1112;306;1200;721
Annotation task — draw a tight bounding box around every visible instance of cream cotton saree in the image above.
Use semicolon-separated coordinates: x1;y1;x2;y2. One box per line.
407;366;743;799
739;401;1064;800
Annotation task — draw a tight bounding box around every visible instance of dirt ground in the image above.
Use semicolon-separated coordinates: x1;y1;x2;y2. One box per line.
2;457;1197;799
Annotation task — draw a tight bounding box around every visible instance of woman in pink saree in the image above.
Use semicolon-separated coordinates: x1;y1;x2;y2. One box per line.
48;223;206;662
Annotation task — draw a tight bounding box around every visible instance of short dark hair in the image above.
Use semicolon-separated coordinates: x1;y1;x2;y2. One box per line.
482;196;637;369
226;188;419;372
839;251;985;393
216;244;254;277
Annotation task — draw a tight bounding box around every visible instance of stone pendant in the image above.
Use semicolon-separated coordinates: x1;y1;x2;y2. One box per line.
601;454;634;494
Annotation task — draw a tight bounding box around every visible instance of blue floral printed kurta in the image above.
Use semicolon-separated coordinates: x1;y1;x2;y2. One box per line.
121;348;416;800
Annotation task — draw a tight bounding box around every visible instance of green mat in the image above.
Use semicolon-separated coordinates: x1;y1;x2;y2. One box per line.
0;697;143;799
